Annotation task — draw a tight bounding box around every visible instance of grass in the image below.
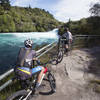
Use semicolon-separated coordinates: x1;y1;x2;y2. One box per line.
0;80;21;100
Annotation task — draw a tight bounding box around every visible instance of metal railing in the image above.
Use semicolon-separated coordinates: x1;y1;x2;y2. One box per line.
73;35;100;48
0;42;57;92
0;35;100;99
75;35;100;37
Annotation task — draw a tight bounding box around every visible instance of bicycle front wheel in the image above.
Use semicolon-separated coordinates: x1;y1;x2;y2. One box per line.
7;90;29;100
48;72;56;93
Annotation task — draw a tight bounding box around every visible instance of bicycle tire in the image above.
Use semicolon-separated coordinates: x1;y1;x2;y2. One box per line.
48;72;56;93
56;49;63;63
6;90;29;100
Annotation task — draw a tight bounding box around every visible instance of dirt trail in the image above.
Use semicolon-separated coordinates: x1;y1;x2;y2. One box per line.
32;47;100;100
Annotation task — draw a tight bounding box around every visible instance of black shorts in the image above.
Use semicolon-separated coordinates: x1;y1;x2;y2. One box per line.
64;40;69;44
61;37;69;45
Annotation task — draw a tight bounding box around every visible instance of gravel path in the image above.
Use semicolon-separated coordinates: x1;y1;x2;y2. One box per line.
31;47;100;100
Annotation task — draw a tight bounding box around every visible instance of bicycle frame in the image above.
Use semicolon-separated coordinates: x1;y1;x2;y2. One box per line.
14;67;48;100
24;66;48;89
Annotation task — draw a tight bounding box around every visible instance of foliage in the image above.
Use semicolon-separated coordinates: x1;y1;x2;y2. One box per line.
58;16;100;36
0;6;60;32
0;0;11;10
89;2;100;16
0;14;16;32
58;1;100;36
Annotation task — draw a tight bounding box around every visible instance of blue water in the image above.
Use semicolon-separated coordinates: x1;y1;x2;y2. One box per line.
0;29;58;75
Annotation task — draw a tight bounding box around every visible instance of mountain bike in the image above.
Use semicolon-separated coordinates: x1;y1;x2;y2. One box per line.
51;38;73;65
58;37;73;56
7;62;56;100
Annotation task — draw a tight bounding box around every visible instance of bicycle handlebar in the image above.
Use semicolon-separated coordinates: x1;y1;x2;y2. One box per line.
36;60;51;67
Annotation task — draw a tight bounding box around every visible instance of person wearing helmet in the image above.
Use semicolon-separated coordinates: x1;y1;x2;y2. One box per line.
15;39;45;90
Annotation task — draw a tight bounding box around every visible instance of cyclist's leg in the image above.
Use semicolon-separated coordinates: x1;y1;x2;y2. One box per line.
31;66;45;88
36;67;45;86
64;40;69;53
68;39;72;52
66;44;68;50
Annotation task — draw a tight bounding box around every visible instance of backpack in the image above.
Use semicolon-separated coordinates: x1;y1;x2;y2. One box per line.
62;32;69;40
14;47;32;80
16;47;32;67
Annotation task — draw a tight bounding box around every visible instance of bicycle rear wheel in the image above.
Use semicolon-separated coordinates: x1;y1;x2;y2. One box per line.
7;90;29;100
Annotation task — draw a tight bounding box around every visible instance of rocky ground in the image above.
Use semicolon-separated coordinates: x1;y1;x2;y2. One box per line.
31;46;100;100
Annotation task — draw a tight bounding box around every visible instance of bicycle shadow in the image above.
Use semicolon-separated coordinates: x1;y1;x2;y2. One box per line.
39;78;55;95
39;90;54;95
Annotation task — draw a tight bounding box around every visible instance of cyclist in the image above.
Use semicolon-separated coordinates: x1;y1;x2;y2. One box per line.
15;39;45;90
62;27;73;53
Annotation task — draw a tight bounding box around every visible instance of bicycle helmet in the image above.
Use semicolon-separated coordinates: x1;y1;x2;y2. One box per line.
24;39;33;47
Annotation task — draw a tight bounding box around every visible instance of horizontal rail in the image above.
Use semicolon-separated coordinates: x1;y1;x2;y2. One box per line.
37;43;57;59
0;79;12;91
0;69;14;81
36;42;55;53
0;42;57;91
74;35;100;37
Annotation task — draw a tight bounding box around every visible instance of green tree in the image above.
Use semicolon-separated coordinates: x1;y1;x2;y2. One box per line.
0;0;10;10
0;6;60;32
0;14;16;32
0;5;4;14
89;2;100;16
